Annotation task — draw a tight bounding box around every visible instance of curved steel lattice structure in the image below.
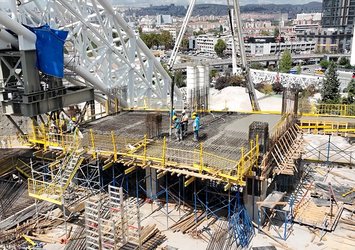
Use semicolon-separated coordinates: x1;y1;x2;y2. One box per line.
250;69;323;89
2;0;181;109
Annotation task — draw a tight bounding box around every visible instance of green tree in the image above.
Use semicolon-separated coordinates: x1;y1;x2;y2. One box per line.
344;79;355;104
273;28;280;38
321;62;341;104
250;62;264;70
174;70;186;88
159;31;173;50
140;33;155;48
214;39;227;57
338;57;350;66
261;30;270;36
320;59;330;69
228;75;245;87
297;64;302;74
181;38;189;50
209;69;218;79
279;50;292;73
219;25;223;33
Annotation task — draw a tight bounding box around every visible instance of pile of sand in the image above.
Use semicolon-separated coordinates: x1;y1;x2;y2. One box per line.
209;86;282;112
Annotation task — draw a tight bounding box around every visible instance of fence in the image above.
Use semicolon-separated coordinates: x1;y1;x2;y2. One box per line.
300;103;355;117
24;124;261;186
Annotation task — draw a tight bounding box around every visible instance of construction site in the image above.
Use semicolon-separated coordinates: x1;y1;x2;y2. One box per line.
0;0;355;249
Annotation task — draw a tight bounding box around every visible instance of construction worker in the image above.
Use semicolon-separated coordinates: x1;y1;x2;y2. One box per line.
68;116;77;133
181;110;189;137
192;113;200;142
172;115;182;141
170;108;176;120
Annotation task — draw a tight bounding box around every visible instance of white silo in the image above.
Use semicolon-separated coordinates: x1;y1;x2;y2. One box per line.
186;65;197;106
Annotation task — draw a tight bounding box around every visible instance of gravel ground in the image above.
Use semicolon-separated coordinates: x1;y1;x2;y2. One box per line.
0;103;30;137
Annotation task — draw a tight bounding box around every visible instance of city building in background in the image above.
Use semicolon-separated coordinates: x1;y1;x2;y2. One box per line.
156;14;173;26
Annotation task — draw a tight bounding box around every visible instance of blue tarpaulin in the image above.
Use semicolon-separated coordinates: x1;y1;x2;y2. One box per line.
24;24;68;78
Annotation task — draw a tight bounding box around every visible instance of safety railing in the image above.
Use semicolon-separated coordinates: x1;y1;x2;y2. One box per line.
86;130;261;185
28;178;63;205
166;147;198;166
28;125;81;151
300;103;355;117
80;129;260;185
299;119;355;135
26;125;261;186
84;130;145;158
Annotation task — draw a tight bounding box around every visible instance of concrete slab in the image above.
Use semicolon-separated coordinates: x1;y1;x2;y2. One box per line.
82;112;283;167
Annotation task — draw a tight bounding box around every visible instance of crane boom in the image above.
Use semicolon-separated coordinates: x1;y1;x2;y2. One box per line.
232;0;260;111
168;0;196;70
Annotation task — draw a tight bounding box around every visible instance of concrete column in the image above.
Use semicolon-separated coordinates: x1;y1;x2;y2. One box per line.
145;167;158;199
243;177;268;222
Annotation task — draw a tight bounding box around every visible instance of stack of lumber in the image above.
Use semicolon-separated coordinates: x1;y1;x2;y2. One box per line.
170;212;206;234
0;216;63;246
138;224;166;250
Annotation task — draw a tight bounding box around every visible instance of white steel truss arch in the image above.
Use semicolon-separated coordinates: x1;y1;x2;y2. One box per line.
250;69;323;89
9;0;181;109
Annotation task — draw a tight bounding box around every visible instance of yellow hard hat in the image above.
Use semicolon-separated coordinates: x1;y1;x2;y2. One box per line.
71;117;76;121
172;115;177;120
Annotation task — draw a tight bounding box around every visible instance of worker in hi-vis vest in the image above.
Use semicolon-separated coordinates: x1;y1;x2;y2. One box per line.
192;113;200;142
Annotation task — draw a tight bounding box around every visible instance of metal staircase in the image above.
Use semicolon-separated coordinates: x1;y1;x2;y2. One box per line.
28;147;85;205
59;150;85;190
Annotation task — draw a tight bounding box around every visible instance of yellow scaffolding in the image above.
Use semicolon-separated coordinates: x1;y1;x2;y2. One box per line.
27;126;261;187
300;103;355;118
28;178;63;205
299;119;355;136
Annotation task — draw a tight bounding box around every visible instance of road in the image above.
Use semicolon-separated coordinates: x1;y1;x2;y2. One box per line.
300;65;352;90
173;53;350;70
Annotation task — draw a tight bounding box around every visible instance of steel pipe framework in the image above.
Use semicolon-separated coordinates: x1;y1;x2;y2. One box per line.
0;0;181;109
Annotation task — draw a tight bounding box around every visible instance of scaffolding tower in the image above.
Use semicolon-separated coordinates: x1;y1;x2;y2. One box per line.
84;185;140;249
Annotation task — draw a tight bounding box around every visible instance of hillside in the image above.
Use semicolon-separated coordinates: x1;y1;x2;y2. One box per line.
125;2;322;18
